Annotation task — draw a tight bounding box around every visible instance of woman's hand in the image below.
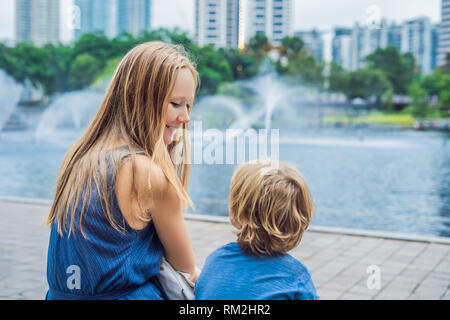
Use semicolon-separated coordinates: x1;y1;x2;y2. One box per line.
189;266;201;283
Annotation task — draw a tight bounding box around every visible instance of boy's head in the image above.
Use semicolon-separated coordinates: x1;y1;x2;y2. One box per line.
229;161;314;257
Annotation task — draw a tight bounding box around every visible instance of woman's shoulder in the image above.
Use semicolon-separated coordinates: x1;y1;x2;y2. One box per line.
118;153;168;194
115;152;170;230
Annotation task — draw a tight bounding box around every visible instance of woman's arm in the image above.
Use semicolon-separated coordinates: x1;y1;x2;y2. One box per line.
118;155;198;280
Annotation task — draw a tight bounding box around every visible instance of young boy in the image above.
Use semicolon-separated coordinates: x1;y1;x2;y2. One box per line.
194;161;319;300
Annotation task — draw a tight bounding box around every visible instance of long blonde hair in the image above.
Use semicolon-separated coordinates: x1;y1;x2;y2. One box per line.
46;41;198;236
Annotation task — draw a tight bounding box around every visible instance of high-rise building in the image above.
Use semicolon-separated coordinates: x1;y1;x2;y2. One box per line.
295;29;324;61
194;0;240;48
387;24;403;51
439;0;450;66
194;0;292;48
332;27;352;70
15;0;60;46
74;0;116;39
245;0;293;46
432;23;440;70
347;20;393;70
246;0;293;45
117;0;152;37
401;17;433;74
332;18;436;74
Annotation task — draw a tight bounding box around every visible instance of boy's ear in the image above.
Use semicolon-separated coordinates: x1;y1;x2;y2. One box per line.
229;208;238;228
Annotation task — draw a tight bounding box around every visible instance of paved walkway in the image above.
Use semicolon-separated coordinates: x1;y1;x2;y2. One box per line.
0;199;449;300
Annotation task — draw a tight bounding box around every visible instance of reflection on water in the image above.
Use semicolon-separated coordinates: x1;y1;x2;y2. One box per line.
0;127;449;238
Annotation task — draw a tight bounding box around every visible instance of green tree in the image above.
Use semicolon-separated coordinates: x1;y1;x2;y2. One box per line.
43;44;73;93
344;68;392;104
327;62;348;93
219;47;259;80
278;35;305;59
0;42;56;95
421;69;442;97
71;33;114;69
245;34;271;61
420;69;450;115
382;87;394;111
408;81;428;118
365;46;415;94
193;45;233;95
283;54;324;88
67;53;103;90
437;74;450;108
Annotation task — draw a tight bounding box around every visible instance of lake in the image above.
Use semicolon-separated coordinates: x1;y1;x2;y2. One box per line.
0;127;449;238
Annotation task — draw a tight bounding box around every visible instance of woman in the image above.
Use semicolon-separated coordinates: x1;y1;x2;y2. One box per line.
45;42;200;300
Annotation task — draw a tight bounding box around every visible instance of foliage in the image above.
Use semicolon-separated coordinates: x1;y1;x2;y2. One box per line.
276;35;324;88
408;81;429;118
0;28;448;120
343;68;392;102
245;34;272;61
417;68;450;116
365;46;415;95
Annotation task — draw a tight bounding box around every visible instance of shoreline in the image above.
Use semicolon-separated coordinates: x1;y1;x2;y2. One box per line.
2;195;449;245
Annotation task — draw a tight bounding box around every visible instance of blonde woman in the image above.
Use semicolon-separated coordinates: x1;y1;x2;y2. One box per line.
45;42;200;300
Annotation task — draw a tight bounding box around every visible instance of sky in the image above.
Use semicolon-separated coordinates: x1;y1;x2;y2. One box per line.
0;0;442;45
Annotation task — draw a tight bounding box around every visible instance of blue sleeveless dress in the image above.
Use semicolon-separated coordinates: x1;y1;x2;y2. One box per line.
46;147;166;300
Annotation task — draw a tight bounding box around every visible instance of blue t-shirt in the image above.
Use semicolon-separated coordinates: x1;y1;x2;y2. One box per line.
195;242;319;300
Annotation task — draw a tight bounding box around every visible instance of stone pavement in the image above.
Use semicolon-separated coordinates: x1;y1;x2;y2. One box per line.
0;198;449;300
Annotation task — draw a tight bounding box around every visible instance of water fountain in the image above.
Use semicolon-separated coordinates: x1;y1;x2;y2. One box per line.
34;90;103;146
192;71;308;132
0;70;23;131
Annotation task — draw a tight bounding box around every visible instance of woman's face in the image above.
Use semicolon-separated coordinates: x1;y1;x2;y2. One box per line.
164;68;195;145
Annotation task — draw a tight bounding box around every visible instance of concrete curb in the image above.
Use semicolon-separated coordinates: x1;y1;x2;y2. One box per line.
2;196;450;245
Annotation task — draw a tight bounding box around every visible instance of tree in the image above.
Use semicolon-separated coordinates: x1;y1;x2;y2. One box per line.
279;35;305;59
193;45;233;95
344;68;392;104
437;74;450;109
0;42;57;95
408;81;428;118
71;33;114;70
382;87;394;111
327;62;348;93
67;53;103;90
420;69;450;115
365;46;415;95
43;44;73;93
219;47;259;80
245;34;271;61
283;54;324;88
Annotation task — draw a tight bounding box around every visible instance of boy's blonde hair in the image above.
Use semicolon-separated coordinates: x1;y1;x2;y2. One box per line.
229;161;314;257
